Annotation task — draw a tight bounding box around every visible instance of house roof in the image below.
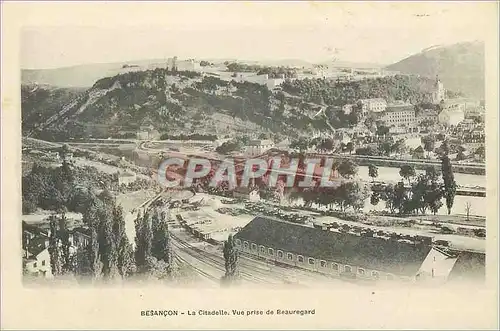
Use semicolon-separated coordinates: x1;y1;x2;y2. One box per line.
72;226;91;237
23;221;49;237
360;98;386;104
27;235;48;257
235;216;432;276
249;139;273;146
385;105;415;113
448;250;485;281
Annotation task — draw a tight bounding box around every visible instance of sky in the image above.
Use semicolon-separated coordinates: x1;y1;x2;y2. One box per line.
19;2;493;69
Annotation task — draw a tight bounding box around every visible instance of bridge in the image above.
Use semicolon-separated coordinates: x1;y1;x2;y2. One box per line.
371;181;486;197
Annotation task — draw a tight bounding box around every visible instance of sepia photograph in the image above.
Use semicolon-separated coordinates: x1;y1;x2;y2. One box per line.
2;1;499;329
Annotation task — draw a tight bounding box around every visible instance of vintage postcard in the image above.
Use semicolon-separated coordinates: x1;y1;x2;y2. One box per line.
1;1;499;329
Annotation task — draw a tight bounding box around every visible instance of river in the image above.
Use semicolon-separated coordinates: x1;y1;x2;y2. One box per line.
290;165;487;217
356;165;486;188
355;165;486;216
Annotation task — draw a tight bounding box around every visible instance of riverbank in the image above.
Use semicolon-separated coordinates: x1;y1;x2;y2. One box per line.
332;154;485;176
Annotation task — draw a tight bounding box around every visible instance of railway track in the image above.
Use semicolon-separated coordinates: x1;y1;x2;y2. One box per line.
174;254;220;283
170;232;280;284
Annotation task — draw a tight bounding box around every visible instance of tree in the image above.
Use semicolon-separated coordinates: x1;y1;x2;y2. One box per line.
112;204;133;278
88;226;102;280
428;198;443;216
410;173;443;215
134;211;153;272
345;142;354;155
441;155;457;215
378;141;394;156
290;137;310;152
337;159;358;179
376;125;389;137
440;140;451;156
399;165;416;186
57;210;73;273
100;213;118;279
412;145;425;159
222;235;239;286
152;210;173;268
368;164;378;182
392;139;407;157
475;146;485;160
455;150;466;161
393;181;410;214
425;166;440;181
48;215;62;276
380;184;397;214
370;192;380;206
422;135;436;158
335;181;369;212
318;138;334;152
465;201;472;221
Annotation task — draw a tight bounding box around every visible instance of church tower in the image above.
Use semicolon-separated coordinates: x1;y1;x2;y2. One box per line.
432;75;445;104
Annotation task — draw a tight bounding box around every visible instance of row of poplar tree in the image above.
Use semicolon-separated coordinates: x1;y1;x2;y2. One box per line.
46;190;175;282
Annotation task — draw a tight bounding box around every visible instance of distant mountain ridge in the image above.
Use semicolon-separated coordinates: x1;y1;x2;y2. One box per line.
386;41;484;99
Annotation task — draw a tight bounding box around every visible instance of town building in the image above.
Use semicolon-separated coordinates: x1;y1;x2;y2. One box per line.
464;106;485;121
22;222;52;278
235;217;458;283
245;139;274;157
23;221;49;247
416;109;439;125
380;105;417;133
342;104;354;115
232;187;261;202
445;98;481;110
432;76;446;104
438;108;465;127
22;222;92;278
70;227;91;248
117;170;137;186
23;244;52;278
457;119;476;131
166;57;201;72
235;73;285;90
359;98;387;114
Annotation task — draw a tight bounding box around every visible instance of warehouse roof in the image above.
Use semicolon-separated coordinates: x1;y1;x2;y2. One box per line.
235;216;432;276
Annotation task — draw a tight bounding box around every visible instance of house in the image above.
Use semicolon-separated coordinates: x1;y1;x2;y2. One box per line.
359;98;387;114
464;106;485;120
342;104;354;115
47;151;61;161
136;120;160;140
380;105;417;133
457;119;476;131
438;108;465;126
23;221;49;248
411;146;425;159
117;170;137;186
70;227;91;248
234;217;458;283
233;187;260;202
415;246;458;282
416;109;439;125
245;139;274;157
23;235;52;278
